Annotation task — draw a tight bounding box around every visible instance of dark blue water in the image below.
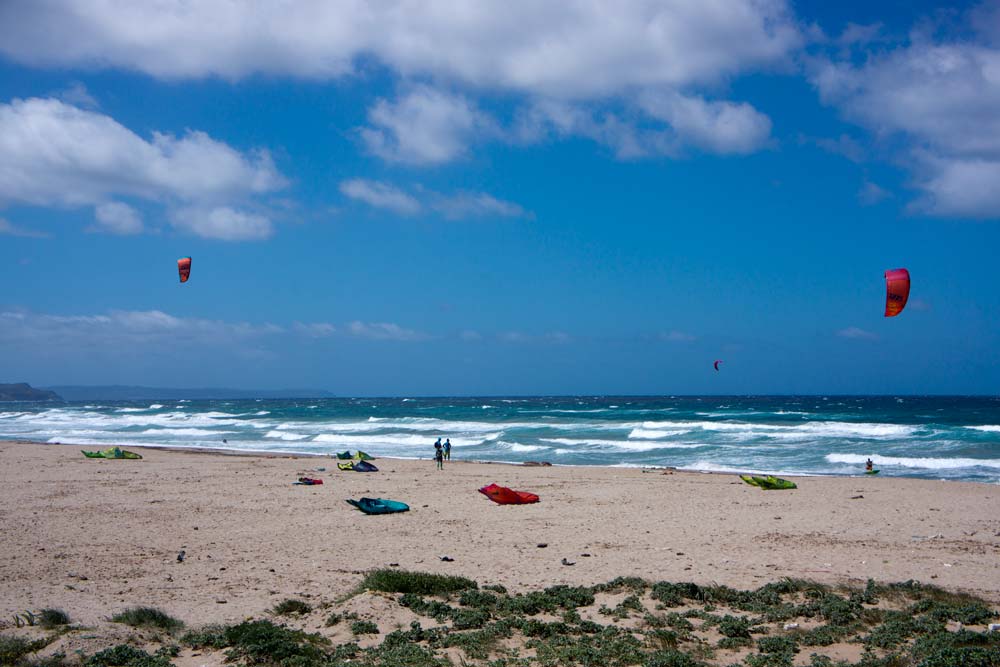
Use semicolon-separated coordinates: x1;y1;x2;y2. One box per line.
3;396;1000;483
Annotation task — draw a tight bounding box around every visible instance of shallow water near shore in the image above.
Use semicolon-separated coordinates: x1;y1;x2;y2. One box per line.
3;395;1000;483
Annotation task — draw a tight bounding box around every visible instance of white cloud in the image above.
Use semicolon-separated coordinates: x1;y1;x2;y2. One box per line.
93;202;143;235
659;330;697;342
169;206;273;241
459;329;482;341
55;81;99;108
0;2;801;97
340;179;530;220
360;87;495;165
837;326;879;341
293;322;337;338
0;218;49;238
431;192;531;220
348;321;426;341
0;309;425;349
858;181;890;206
0;309;284;348
812;10;1000;218
0;97;286;238
639;92;773;155
339;179;422;215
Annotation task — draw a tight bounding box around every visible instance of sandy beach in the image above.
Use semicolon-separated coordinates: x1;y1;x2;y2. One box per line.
2;438;998;631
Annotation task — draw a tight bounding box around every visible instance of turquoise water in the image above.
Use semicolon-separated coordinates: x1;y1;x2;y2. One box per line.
2;396;1000;483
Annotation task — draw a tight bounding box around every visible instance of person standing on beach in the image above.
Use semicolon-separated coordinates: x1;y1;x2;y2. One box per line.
434;441;444;470
443;438;451;460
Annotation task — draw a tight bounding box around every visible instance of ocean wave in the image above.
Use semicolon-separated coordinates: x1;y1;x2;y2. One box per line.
628;428;690;439
541;437;704;451
825;453;1000;470
139;428;237;437
264;430;311;441
966;425;1000;432
149;404;164;409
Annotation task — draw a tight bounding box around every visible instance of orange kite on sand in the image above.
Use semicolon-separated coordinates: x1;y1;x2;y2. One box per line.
478;483;540;504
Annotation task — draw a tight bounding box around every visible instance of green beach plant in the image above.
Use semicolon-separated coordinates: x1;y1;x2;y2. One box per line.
38;609;70;629
270;599;312;616
110;607;183;632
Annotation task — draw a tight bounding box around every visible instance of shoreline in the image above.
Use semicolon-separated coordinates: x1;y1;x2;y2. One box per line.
23;438;1000;485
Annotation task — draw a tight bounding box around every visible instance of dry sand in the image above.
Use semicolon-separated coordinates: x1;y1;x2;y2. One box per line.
2;439;999;632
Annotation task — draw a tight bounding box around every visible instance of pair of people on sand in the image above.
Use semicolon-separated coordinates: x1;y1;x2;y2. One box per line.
433;438;451;470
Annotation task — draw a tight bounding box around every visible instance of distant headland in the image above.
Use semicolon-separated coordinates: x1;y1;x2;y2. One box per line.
0;383;62;401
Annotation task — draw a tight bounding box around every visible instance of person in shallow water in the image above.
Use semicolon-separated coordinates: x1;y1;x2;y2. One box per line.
434;441;444;470
443;438;451;460
866;458;874;472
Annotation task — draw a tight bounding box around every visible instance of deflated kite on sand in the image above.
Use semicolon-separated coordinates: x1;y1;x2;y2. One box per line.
346;498;409;514
478;483;540;504
337;460;378;472
740;474;797;490
82;447;142;459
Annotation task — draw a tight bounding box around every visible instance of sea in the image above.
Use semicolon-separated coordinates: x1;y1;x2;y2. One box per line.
2;396;1000;484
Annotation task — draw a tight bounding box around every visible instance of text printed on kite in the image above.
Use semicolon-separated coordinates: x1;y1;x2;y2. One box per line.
178;257;192;284
884;268;910;317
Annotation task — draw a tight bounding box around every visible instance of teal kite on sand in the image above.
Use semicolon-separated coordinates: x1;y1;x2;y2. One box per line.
346;498;409;515
82;447;142;460
740;474;796;490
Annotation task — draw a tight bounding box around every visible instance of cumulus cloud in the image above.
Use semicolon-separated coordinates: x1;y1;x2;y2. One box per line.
0;97;286;239
812;8;1000;218
0;218;49;238
639;92;773;155
93;202;143;235
837;326;879;341
0;1;801;97
0;3;799;165
360;87;495;165
339;179;421;216
169;206;274;241
340;179;531;220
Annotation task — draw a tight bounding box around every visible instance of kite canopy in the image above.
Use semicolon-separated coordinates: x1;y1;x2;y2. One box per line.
346;498;409;515
478;483;540;505
82;447;142;459
740;474;796;490
884;268;910;317
354;450;375;461
178;257;192;283
338;460;378;472
336;451;353;460
713;360;723;371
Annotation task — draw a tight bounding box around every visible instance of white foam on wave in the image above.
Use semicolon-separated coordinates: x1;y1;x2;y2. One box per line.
264;430;311;441
140;428;237;437
826;453;1000;470
541;437;704;451
115;408;146;413
500;442;548;453
628;428;689;439
312;432;495;448
148;404;164;409
966;425;1000;433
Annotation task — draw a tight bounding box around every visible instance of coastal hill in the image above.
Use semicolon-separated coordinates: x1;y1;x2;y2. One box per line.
45;385;336;400
0;383;62;401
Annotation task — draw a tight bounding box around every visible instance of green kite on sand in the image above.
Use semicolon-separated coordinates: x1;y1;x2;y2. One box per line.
82;447;142;460
740;474;796;490
335;450;375;461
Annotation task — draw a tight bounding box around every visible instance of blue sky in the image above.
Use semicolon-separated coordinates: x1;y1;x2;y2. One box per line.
2;0;1000;395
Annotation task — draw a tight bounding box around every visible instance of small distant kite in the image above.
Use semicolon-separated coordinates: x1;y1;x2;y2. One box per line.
178;257;192;283
884;268;910;317
713;360;723;371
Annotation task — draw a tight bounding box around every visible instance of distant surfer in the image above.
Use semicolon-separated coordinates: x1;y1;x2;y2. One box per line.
444;438;452;460
865;458;873;472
